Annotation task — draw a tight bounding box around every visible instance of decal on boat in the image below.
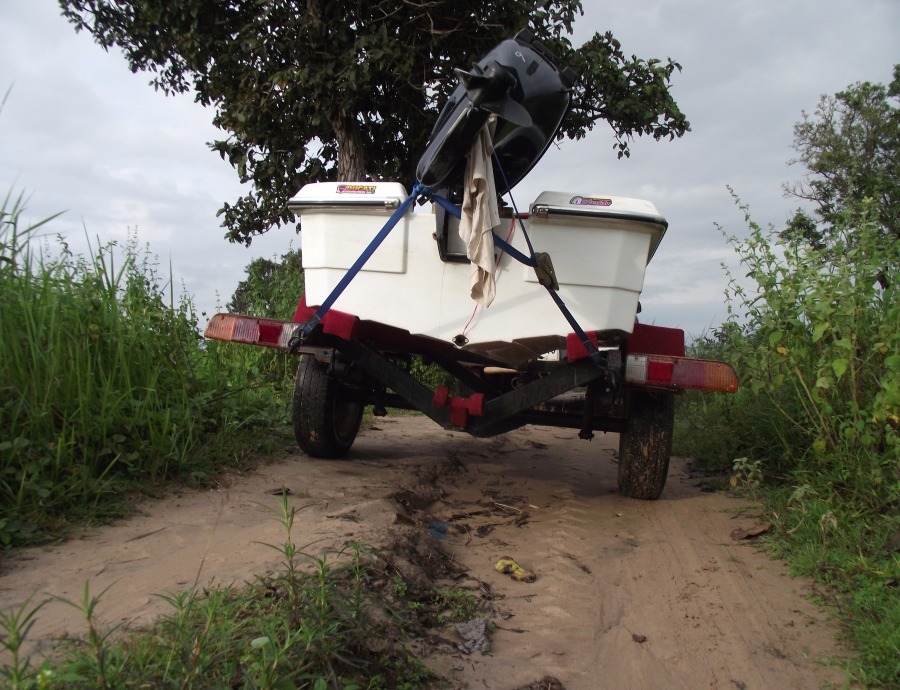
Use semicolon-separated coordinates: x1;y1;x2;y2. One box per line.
569;196;612;206
337;184;377;194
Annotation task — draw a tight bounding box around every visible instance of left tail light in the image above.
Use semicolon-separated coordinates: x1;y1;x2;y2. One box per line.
204;314;295;350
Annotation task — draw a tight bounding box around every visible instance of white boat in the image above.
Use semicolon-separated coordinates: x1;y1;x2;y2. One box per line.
290;183;667;365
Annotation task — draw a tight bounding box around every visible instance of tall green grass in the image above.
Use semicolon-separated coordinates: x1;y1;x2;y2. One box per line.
0;192;293;547
674;197;899;687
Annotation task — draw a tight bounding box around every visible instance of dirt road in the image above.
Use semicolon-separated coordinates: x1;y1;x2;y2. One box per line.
0;416;851;689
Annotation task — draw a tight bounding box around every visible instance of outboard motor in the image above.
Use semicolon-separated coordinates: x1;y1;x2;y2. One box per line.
416;29;576;195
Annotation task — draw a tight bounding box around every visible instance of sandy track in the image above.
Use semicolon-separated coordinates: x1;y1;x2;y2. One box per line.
0;416;850;688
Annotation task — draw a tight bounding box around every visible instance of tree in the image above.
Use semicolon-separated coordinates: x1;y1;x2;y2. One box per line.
782;65;899;250
227;248;304;318
60;1;690;245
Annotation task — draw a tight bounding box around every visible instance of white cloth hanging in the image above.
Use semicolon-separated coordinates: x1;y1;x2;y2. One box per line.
458;121;500;308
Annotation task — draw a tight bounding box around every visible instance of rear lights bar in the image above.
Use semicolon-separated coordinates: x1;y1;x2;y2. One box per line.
205;313;738;393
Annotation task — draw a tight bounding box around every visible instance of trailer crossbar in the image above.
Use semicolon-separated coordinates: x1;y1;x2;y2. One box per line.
335;338;607;437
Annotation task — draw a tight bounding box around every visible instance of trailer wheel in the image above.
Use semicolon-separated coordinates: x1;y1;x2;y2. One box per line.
293;355;364;458
617;390;675;500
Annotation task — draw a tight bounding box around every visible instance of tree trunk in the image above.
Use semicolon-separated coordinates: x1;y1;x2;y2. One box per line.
307;0;365;181
334;110;366;181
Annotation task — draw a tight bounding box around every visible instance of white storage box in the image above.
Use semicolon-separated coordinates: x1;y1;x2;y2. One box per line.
290;183;667;362
287;182;410;275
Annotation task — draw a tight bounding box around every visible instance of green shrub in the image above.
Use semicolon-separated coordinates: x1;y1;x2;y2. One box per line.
720;197;897;501
676;195;899;686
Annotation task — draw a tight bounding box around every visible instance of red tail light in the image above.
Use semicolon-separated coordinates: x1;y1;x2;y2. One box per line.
626;354;738;393
204;314;295;350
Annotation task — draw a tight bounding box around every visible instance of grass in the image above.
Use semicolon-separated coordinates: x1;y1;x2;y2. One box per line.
0;189;481;687
0;490;481;689
764;486;900;687
0;191;296;548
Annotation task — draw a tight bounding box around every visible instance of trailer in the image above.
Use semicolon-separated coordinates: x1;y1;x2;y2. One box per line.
204;30;737;500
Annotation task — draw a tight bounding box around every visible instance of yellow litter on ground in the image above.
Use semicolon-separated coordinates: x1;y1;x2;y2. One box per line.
495;557;536;582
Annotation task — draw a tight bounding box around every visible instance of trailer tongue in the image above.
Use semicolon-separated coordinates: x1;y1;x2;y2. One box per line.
204;30;737;500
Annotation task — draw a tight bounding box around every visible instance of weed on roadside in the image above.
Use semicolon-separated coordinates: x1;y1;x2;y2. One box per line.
676;197;899;687
0;493;448;689
0;191;294;548
0;592;50;689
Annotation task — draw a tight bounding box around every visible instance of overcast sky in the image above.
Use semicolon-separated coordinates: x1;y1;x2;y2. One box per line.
2;0;898;338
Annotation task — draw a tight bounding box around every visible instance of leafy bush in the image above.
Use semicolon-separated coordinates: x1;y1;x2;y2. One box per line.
675;195;899;686
1;494;441;689
227;248;304;319
719;197;897;500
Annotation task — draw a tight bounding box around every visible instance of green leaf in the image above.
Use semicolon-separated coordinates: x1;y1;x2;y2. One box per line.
812;322;830;342
831;358;849;377
768;331;784;346
250;636;271;650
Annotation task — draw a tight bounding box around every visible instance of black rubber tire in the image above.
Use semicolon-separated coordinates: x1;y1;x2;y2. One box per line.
292;355;364;458
617;390;675;500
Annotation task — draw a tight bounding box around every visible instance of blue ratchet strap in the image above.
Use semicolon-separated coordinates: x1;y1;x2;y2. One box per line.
491;232;536;268
427;190;462;219
299;181;427;338
489;150;605;366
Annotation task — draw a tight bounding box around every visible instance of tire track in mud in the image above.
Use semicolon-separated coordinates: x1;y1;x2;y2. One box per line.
422;421;851;690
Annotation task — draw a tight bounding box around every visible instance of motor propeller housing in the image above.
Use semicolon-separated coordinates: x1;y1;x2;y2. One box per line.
453;62;533;128
416;29;575;194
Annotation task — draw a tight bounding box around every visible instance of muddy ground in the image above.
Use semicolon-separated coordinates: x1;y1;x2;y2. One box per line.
1;416;852;689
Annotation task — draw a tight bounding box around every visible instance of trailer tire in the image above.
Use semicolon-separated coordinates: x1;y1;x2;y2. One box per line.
293;355;363;458
617;390;674;500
